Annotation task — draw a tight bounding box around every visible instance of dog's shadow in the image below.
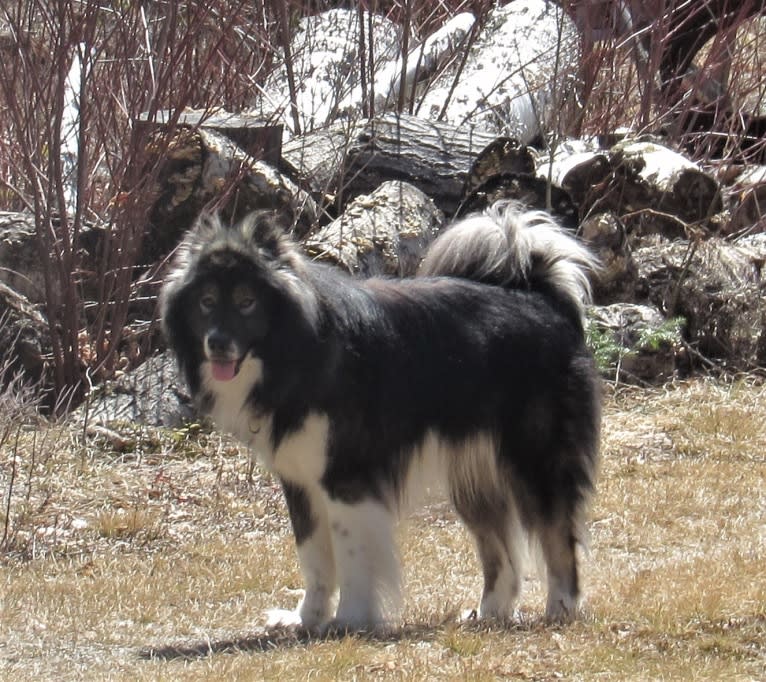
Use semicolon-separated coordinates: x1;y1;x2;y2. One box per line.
140;624;442;661
140;615;553;662
140;627;313;661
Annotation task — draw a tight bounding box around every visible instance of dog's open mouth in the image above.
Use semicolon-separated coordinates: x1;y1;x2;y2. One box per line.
208;357;243;382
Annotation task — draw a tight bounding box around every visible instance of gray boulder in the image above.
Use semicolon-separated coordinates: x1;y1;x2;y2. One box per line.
304;180;444;276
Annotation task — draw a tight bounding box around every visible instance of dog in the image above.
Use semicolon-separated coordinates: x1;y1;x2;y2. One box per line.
160;200;601;632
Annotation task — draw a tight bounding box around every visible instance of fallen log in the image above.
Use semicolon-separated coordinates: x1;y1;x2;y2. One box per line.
536;138;722;233
139;125;319;266
281;113;498;216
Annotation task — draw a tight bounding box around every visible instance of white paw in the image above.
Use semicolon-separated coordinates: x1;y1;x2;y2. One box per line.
265;608;305;630
459;608;480;624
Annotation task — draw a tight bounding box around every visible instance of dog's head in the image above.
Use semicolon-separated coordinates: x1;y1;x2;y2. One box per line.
187;262;266;382
160;210;318;390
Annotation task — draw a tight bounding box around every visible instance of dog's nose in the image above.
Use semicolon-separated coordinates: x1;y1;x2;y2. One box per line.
206;329;230;355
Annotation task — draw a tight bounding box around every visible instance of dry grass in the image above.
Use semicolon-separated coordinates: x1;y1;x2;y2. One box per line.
1;377;765;680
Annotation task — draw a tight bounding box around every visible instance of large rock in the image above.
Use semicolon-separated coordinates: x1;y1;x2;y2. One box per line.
256;3;580;145
0;281;52;402
634;239;766;368
357;12;475;113
587;303;683;384
303;180;443;276
74;351;193;428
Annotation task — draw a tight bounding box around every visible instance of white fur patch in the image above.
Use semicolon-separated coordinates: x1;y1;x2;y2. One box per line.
265;607;305;630
419;199;599;321
293;485;336;628
541;521;580;623
398;431;502;512
267;414;329;485
326;498;401;629
202;354;329;484
267;484;337;632
202;354;265;441
396;431;447;511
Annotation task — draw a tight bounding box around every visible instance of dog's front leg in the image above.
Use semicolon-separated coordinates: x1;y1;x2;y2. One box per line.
324;496;401;633
266;480;336;631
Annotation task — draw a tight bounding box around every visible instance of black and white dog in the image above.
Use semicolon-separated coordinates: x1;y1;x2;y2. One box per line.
160;201;601;631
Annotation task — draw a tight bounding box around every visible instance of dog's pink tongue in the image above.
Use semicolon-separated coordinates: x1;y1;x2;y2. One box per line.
211;360;238;382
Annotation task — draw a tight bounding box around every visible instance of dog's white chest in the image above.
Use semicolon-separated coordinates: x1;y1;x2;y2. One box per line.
202;355;329;485
202;355;265;440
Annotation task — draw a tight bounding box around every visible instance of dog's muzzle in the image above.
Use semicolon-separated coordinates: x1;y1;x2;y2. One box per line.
204;331;244;382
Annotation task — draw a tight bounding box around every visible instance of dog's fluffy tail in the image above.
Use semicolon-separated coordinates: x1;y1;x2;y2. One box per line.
419;200;598;318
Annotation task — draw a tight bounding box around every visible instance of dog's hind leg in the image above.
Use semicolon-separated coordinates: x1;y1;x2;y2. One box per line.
453;493;523;622
324;497;401;632
268;480;336;630
540;512;580;623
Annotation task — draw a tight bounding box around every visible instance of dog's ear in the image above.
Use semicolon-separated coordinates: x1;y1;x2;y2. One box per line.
180;211;227;259
239;209;295;263
191;211;223;239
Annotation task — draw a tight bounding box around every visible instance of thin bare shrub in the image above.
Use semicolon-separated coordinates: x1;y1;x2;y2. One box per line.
0;313;47;554
0;1;278;412
570;0;766;162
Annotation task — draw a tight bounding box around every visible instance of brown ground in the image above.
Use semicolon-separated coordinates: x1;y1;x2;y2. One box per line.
1;377;764;680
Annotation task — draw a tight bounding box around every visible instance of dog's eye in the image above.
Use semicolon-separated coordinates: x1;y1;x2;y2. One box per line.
200;294;216;314
238;298;256;315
